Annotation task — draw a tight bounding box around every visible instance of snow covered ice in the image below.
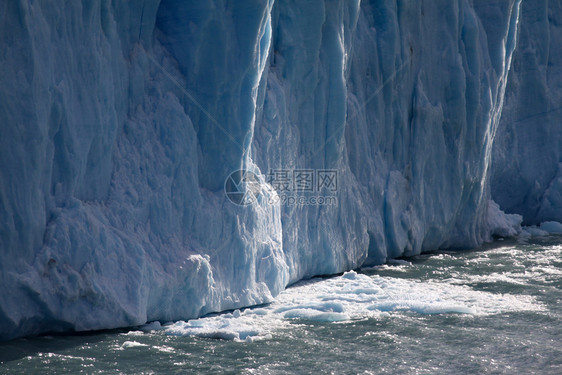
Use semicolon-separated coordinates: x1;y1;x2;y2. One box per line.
0;0;561;340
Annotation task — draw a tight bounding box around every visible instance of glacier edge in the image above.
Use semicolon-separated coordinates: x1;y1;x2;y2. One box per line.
2;0;560;341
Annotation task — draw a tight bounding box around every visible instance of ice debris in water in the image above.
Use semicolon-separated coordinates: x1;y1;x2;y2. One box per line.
162;270;543;342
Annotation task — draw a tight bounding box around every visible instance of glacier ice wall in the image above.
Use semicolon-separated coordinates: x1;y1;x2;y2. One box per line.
254;0;521;277
0;0;288;340
492;0;562;225
0;0;523;339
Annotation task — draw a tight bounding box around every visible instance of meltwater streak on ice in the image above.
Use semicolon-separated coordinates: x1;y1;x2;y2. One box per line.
491;0;562;225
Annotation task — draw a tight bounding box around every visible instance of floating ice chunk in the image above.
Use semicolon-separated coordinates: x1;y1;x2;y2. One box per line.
488;200;523;238
369;301;475;315
139;321;163;332
387;259;413;266
122;331;144;336
520;225;551;240
282;309;349;322
122;341;148;349
539;221;562;234
342;271;358;280
165;312;270;342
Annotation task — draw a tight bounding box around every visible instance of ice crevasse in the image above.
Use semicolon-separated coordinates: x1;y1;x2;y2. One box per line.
0;0;558;340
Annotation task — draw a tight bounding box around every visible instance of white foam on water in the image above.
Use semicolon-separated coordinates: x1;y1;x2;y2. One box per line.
153;345;176;353
446;244;562;287
35;352;95;362
152;269;545;342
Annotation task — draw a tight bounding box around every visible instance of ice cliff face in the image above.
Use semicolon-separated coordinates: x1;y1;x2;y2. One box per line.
0;0;535;340
492;0;562;225
1;0;288;339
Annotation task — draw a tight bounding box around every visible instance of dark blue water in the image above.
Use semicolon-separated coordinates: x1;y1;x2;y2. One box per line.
1;237;561;374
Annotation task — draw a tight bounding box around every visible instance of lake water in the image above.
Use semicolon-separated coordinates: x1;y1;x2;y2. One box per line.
1;236;561;374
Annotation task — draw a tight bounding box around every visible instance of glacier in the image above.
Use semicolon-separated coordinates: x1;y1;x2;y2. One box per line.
0;0;560;340
491;0;562;225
